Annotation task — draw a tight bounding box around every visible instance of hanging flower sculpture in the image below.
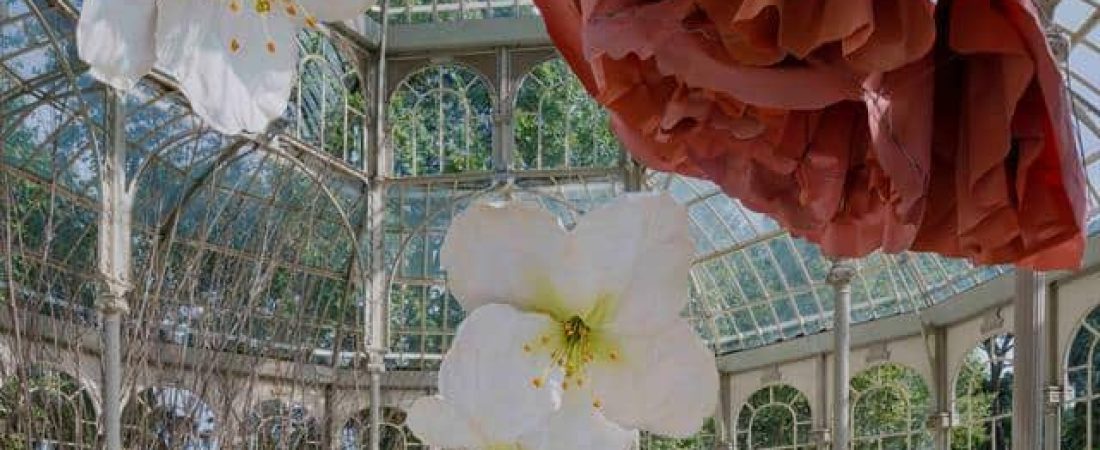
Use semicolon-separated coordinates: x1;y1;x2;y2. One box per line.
408;304;636;450
77;0;374;134
437;193;719;438
533;0;1086;271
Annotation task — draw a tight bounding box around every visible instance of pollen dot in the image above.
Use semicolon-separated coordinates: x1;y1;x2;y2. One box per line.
592;399;602;409
305;15;318;28
229;0;241;12
229;38;241;53
266;40;277;54
522;344;532;353
531;377;544;389
608;351;619;361
285;3;298;15
561;382;569;390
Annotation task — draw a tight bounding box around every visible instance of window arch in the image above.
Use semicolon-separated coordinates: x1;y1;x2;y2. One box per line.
123;387;218;450
735;384;813;449
246;400;322;450
851;363;932;449
951;334;1014;450
340;407;424;449
388;64;494;177
513;58;619;170
0;367;98;448
293;31;366;166
1063;304;1100;449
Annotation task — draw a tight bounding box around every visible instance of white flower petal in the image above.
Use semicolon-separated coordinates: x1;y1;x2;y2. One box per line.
155;2;298;134
407;396;483;449
441;201;567;312
77;0;156;91
519;394;637;450
566;193;693;333
590;319;718;437
296;0;376;21
439;304;561;444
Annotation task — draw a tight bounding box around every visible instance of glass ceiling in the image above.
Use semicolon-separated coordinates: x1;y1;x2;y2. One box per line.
1;0;1099;371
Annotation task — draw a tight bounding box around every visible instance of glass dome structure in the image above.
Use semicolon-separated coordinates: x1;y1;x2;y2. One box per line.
1;0;1100;449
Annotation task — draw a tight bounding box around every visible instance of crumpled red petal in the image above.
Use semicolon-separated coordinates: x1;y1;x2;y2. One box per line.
534;0;1086;270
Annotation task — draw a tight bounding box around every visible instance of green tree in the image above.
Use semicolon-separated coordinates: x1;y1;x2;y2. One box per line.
513;59;620;170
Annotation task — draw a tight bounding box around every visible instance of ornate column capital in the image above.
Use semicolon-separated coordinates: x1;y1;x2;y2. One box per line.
926;411;953;431
98;277;131;315
1044;385;1066;413
826;259;857;287
366;348;388;374
1045;29;1070;61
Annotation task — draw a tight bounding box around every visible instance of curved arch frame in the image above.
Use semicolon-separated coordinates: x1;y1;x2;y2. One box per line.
849;362;933;450
386;62;498;177
734;383;814;450
948;332;1015;450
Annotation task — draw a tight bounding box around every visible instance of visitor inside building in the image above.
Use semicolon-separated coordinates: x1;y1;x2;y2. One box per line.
2;0;1100;449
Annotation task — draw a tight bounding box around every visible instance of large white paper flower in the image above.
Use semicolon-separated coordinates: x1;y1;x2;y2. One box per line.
77;0;373;134
439;193;719;437
407;304;635;450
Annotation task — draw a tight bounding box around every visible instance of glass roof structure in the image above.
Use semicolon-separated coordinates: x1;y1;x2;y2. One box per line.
7;2;1100;449
2;0;1100;372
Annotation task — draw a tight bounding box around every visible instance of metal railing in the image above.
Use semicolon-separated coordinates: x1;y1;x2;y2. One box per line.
371;0;538;25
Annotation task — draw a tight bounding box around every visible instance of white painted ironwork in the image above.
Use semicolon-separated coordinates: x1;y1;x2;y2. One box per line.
827;260;855;450
1;1;1099;449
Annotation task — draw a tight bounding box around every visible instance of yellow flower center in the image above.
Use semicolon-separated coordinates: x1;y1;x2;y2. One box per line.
522;280;622;409
556;315;594;376
221;0;320;54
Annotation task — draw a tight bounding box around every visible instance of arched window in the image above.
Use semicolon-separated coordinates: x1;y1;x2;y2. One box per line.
247;400;322;450
340;407;423;450
513;58;619;170
851;363;932;449
735;384;813;449
0;367;98;448
123;387;218;450
951;334;1014;450
640;417;717;449
388;64;494;177
1063;304;1100;449
293;31;366;166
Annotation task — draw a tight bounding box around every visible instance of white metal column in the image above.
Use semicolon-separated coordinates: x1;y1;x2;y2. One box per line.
98;89;133;450
718;372;733;450
828;260;855;450
1045;282;1062;450
493;47;514;172
931;327;952;450
1040;22;1070;450
1013;270;1048;450
813;354;830;450
365;1;391;447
